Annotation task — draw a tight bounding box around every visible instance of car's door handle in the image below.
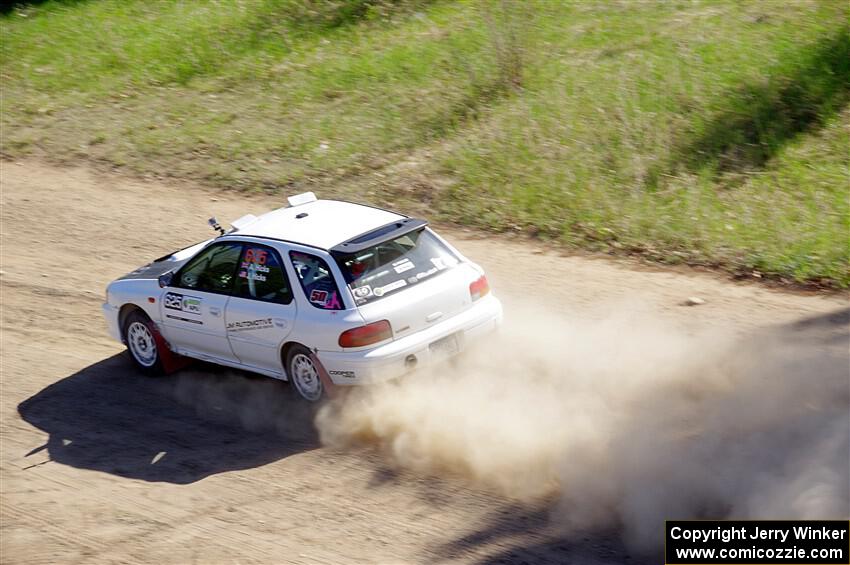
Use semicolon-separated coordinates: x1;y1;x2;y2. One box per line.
209;306;221;317
426;311;443;323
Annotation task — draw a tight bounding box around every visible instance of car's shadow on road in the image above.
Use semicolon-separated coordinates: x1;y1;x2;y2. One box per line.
18;354;319;484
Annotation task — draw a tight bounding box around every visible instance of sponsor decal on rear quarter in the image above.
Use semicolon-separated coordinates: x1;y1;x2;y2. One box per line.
310;289;329;304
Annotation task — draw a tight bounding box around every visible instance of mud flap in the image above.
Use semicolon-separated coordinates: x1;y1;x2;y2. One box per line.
309;353;339;399
149;322;192;374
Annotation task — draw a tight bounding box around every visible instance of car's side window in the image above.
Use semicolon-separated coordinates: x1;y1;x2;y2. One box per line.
233;245;293;305
289;251;344;310
175;242;242;294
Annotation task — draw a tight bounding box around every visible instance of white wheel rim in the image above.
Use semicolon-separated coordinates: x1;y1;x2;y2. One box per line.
127;321;157;367
291;353;322;401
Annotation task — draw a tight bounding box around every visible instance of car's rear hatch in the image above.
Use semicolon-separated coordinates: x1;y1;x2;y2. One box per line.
355;262;478;339
332;223;477;341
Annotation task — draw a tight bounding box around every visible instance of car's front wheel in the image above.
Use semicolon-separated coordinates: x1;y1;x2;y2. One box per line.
286;345;324;402
123;310;164;375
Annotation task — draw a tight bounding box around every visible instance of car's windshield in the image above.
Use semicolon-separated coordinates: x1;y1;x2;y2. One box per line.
335;228;459;306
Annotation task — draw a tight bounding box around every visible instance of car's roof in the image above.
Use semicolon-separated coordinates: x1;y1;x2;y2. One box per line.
227;199;405;250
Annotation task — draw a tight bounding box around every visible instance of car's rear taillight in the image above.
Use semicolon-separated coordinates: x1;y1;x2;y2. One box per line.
338;320;392;348
469;274;490;301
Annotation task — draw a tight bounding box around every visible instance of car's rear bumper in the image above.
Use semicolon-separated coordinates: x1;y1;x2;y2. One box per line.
316;294;502;385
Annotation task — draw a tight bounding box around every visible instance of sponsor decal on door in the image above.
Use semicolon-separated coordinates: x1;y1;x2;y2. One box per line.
226;318;274;332
164;292;204;324
164;292;202;314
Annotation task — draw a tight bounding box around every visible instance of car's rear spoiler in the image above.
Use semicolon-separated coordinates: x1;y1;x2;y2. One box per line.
330;218;428;256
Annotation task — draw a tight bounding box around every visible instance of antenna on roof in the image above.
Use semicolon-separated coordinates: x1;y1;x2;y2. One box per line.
208;217;226;236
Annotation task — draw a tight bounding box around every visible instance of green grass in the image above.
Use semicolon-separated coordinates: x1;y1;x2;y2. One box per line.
2;0;848;286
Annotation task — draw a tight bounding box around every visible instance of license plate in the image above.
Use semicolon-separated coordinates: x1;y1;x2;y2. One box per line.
429;334;459;358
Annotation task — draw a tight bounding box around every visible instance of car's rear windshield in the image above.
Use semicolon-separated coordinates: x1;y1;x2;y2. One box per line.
335;228;459;306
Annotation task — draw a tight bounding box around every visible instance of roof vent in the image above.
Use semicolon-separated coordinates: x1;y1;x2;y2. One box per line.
287;192;317;207
230;214;258;231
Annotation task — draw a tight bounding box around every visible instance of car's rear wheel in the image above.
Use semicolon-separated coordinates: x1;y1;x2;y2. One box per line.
286;345;323;402
123;310;164;375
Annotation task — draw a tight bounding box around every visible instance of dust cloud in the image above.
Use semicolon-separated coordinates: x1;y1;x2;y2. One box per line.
316;299;850;549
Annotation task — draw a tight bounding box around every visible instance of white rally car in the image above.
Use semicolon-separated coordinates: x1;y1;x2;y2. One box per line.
102;193;502;401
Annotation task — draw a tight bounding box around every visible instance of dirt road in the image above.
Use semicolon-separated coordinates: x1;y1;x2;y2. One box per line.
1;160;847;564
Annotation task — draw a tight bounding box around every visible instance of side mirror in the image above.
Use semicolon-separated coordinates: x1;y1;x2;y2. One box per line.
158;271;174;288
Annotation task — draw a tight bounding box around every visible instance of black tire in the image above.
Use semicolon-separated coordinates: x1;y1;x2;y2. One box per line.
122;310;165;375
286;345;324;402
